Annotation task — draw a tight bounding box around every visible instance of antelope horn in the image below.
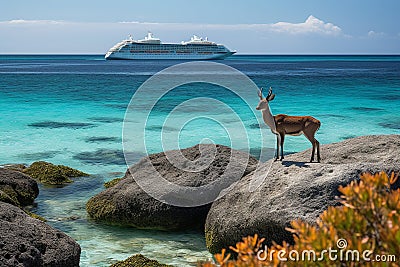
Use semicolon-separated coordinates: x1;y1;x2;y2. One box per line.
267;87;272;98
258;87;264;100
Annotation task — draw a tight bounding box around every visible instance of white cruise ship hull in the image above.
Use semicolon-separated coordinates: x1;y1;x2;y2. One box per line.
105;51;235;60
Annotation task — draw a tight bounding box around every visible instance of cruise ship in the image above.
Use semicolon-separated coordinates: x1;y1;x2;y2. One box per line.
105;32;236;60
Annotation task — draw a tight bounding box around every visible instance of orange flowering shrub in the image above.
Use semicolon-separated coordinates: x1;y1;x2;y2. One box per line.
200;235;266;267
201;172;399;267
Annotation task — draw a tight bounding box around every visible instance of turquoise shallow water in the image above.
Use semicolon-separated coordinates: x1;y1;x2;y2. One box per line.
0;55;399;266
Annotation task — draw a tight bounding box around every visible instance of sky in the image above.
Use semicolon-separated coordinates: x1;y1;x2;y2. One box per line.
0;0;399;54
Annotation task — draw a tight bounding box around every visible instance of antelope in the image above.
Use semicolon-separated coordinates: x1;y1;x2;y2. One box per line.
256;87;321;162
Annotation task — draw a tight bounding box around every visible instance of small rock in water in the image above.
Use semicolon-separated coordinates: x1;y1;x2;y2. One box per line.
57;215;80;221
110;254;172;267
23;161;89;185
248;123;261;129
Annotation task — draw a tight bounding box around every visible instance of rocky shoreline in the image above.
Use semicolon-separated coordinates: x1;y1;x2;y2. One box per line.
0;134;399;266
0;166;82;266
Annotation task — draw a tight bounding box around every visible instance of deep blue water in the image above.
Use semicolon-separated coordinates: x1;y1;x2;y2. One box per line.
0;55;399;266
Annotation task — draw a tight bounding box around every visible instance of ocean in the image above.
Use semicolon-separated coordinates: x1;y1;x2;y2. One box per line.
0;55;399;266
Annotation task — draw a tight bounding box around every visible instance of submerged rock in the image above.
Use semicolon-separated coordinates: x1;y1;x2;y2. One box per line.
28;121;96;129
205;135;400;254
19;151;61;161
73;149;144;166
87;144;258;230
0;168;39;206
0;202;81;267
110;254;171;267
23;161;89;185
84;136;122;143
87;116;123;123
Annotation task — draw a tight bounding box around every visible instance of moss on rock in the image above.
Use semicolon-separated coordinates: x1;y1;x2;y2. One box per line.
86;196;117;222
24;210;47;222
104;178;123;188
0;185;20;204
110;254;171;267
0;190;19;206
23;161;89;185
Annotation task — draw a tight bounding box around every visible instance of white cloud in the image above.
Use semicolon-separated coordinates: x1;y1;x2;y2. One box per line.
269;15;342;35
1;19;66;25
367;30;385;38
117;16;343;36
118;21;141;24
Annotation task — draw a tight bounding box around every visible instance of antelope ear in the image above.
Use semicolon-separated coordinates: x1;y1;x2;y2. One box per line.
268;94;275;101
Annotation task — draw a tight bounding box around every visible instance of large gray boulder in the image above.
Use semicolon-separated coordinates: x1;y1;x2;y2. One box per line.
0;168;39;206
205;135;400;254
0;202;81;267
87;144;258;230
